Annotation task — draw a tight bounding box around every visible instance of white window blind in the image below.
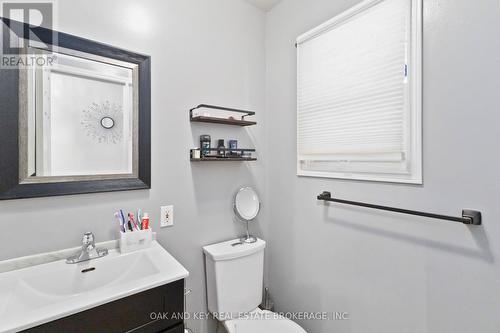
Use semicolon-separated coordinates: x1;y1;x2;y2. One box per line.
296;0;422;183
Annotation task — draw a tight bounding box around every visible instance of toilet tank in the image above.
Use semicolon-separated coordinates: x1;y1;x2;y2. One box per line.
203;238;265;317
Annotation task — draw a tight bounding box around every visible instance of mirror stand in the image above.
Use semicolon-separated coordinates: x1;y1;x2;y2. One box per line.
234;187;260;244
240;221;257;244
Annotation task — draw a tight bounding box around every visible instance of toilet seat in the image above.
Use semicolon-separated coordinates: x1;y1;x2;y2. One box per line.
223;309;307;333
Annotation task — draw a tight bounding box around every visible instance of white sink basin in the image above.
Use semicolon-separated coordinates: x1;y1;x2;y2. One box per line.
0;241;188;333
21;251;159;297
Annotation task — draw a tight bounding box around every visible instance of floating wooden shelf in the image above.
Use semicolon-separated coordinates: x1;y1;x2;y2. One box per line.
190;148;256;162
191;157;257;162
200;148;256;152
189;104;257;127
190;116;257;126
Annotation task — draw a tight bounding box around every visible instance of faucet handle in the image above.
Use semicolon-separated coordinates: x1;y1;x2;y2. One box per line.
82;232;95;246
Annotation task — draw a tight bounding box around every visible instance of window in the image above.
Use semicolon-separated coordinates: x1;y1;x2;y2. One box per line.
296;0;422;184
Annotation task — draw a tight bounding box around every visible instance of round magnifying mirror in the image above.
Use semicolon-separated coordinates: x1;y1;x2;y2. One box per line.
100;117;115;129
234;187;260;243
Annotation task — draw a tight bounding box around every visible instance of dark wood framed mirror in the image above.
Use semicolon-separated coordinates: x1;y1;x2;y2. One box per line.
0;18;151;200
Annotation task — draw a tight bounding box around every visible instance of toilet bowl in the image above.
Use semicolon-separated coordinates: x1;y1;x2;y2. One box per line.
203;238;307;333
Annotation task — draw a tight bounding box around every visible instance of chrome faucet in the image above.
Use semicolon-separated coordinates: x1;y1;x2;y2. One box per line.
66;232;109;264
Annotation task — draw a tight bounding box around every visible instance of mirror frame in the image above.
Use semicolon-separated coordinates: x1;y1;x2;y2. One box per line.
0;18;151;200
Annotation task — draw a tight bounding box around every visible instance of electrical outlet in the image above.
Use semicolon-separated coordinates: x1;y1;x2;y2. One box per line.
160;205;174;227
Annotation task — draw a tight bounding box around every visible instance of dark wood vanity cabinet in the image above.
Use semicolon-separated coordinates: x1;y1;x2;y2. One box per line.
22;279;184;333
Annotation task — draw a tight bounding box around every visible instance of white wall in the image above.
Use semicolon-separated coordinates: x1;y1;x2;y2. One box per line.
0;1;266;333
265;0;500;332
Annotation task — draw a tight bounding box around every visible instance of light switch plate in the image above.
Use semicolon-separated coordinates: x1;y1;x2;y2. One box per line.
160;205;174;227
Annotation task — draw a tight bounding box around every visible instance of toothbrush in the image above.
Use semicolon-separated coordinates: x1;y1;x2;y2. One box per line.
137;209;142;228
130;213;141;231
120;210;129;232
127;216;134;232
128;213;134;231
133;214;141;231
117;210;127;232
129;213;140;231
114;212;125;233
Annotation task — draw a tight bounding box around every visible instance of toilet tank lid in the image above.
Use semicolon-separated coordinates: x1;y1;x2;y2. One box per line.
203;238;266;261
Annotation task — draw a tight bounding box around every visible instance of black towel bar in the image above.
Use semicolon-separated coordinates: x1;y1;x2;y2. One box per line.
317;191;481;226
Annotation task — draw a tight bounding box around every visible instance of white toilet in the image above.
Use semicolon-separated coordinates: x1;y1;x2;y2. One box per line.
203;238;307;333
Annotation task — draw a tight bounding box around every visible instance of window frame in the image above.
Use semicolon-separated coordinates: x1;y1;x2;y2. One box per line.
296;0;423;184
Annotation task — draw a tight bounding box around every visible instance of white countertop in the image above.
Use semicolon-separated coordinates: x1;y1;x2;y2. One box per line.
0;241;189;333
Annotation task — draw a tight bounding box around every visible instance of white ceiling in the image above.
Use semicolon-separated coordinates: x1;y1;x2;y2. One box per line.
244;0;282;11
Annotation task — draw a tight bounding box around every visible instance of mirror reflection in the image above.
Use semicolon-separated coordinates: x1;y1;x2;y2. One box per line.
22;47;138;181
100;117;115;130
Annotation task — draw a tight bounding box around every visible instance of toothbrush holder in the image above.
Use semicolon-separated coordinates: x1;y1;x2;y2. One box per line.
119;228;153;254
